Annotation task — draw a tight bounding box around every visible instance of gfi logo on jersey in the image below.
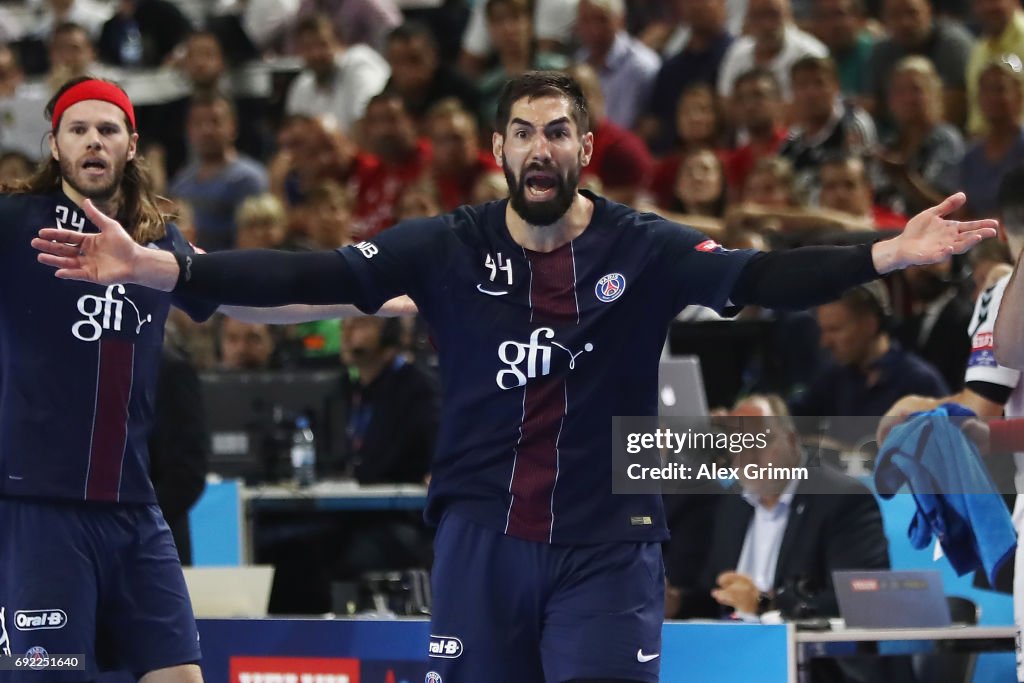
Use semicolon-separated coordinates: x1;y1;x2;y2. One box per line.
428;635;463;659
497;328;594;390
14;610;67;631
73;284;152;342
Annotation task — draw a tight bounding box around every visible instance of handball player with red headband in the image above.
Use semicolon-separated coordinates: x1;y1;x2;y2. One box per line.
0;78;413;682
0;76;212;683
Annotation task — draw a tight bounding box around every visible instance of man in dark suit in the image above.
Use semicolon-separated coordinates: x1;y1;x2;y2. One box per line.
679;394;890;619
674;394;894;682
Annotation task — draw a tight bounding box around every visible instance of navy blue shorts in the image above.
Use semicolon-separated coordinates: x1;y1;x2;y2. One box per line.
0;499;201;682
427;514;664;683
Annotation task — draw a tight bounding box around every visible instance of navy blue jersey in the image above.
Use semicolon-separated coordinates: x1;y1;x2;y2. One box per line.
338;191;755;544
0;192;217;503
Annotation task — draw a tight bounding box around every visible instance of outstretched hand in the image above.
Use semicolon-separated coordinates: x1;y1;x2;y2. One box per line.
32;199;140;285
873;193;998;273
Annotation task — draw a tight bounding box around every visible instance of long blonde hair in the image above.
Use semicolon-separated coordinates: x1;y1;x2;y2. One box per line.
3;77;167;244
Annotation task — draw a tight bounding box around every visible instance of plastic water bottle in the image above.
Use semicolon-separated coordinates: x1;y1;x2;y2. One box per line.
290;416;316;488
120;21;144;67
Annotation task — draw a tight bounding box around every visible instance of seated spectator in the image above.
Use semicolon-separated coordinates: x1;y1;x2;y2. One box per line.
575;0;661;129
218;317;278;370
789;282;949;444
385;22;480;130
30;0;111;43
285;14;390;135
717;0;827;100
681;395;889;682
424;99;499;212
893;261;973;391
97;0;193;68
300;180;355;248
0;152;33;186
965;0;1024;136
637;0;732;154
960;58;1024;219
395;183;443;221
818;155;907;231
569;63;653;207
339;316;438;484
779;55;876;202
811;0;874;97
295;0;402;54
234;193;297;250
875;56;964;217
169;92;269;250
864;0;972;130
270;114;376;208
176;30;270;162
207;0;299;62
478;0;570;130
741;156;798;208
648;148;727;238
459;0;579;77
649;84;726;209
351;92;432;238
723;69;789;196
0;46;50;161
45;21;113;93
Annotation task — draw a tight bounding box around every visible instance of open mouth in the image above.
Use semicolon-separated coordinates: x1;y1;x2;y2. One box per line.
81;158;108;176
524;170;558;200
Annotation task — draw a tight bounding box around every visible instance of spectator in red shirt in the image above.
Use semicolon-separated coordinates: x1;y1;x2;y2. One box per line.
569;63;654;206
649;83;727;207
724;68;789;195
425;98;499;211
643;147;728;237
352;91;432;238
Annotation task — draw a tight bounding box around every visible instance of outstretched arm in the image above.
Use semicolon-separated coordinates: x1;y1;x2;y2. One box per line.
219;296;418;324
33;199;420;311
731;193;996;309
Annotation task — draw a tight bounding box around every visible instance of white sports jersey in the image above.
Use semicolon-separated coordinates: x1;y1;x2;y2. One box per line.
967;274;1024;682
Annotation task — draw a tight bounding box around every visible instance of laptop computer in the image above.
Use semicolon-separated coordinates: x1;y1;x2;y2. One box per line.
833;569;952;628
182;566;276;618
658;356;709;417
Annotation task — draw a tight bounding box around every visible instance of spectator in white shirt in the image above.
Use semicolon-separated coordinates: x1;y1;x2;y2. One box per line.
285;14;389;134
717;0;827;100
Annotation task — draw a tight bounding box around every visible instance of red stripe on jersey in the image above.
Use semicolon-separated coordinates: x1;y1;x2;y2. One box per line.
507;376;566;541
85;338;134;501
506;245;577;541
527;246;578;325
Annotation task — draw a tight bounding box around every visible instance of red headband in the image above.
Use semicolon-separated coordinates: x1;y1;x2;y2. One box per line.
51;80;136;132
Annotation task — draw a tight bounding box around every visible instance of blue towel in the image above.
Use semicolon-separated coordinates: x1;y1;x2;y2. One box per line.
874;404;1016;585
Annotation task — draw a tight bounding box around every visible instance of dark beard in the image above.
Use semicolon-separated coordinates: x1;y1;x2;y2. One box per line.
59;155;123;201
503;158;579;227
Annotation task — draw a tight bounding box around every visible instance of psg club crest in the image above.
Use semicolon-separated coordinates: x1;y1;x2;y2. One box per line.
595;273;626;303
425;672;443;683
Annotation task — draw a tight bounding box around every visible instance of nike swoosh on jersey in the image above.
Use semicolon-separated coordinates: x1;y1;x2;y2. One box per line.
477;284;510;296
637;649;660;663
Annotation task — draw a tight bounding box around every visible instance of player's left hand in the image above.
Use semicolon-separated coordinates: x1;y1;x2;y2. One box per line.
872;192;998;274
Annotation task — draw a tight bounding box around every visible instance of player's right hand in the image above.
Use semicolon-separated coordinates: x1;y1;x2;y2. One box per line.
32;199;145;286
